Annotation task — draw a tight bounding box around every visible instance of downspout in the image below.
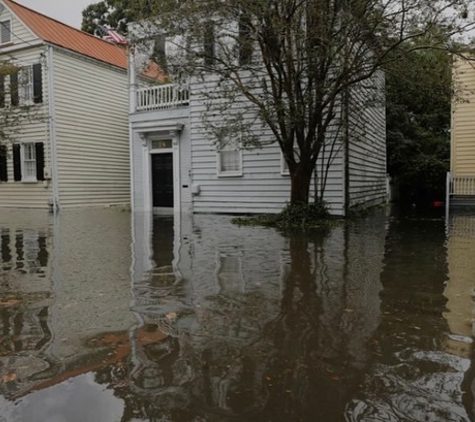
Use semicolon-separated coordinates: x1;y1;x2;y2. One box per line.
129;45;137;211
46;44;60;211
343;85;350;217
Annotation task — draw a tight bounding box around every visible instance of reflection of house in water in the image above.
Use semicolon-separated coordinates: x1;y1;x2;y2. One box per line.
445;214;475;358
0;209;135;401
128;211;387;421
347;216;473;422
1;209;388;421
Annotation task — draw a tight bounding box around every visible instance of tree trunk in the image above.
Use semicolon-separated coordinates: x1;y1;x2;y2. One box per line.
290;163;313;204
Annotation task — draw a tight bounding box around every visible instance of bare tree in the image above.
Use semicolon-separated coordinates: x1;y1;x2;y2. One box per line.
130;0;475;204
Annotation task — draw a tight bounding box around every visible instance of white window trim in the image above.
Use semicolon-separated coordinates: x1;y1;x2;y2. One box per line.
20;143;37;183
0;18;12;45
216;141;243;177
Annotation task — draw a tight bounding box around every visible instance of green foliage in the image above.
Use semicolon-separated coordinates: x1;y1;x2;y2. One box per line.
385;31;454;204
232;200;331;229
81;0;136;35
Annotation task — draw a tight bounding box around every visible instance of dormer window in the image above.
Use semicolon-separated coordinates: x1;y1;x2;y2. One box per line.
0;19;12;45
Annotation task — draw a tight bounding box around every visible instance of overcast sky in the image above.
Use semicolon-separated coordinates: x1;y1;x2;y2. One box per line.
15;0;95;29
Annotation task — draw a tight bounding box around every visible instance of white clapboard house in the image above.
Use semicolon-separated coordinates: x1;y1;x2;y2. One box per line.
0;0;130;209
129;25;388;216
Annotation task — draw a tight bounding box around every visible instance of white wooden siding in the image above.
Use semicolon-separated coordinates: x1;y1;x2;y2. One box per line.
347;70;387;209
0;4;38;49
52;48;130;207
452;58;475;176
0;46;51;208
189;79;347;215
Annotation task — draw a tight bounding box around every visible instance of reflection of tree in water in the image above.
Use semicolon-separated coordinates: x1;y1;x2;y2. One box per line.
346;218;472;422
260;230;372;422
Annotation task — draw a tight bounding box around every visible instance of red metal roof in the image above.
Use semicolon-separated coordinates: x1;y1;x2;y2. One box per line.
3;0;128;70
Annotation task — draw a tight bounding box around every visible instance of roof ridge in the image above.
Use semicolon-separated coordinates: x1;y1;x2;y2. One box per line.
2;0;128;70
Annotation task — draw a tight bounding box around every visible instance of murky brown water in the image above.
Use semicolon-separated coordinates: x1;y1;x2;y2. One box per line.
0;208;474;421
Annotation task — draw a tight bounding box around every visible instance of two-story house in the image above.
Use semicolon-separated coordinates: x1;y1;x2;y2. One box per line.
0;0;130;209
128;29;388;216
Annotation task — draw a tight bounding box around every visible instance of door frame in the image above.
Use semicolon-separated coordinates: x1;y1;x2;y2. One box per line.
140;128;181;214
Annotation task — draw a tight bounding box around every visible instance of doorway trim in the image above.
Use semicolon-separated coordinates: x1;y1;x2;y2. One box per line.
139;124;183;213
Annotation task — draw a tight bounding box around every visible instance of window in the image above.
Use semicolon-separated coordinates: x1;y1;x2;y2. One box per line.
217;138;242;176
281;149;299;176
0;19;11;45
13;143;44;183
238;15;253;65
281;152;290;175
10;64;42;106
19;66;33;105
203;21;215;66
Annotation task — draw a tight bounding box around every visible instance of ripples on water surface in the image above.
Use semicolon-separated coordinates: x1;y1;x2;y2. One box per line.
0;208;474;421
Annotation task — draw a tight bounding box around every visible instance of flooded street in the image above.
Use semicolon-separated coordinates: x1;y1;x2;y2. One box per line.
0;208;474;421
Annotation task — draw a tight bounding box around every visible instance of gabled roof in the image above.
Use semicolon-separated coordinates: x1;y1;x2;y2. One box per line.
2;0;128;70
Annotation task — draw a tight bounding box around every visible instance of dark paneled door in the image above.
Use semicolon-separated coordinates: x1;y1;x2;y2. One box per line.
152;153;174;207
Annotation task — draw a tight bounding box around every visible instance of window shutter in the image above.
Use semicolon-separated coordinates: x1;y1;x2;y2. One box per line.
33;64;43;104
0;145;7;182
35;143;44;181
10;71;18;106
13;144;21;181
0;76;4;108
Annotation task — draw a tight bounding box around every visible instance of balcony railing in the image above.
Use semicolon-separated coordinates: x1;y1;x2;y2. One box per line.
136;84;189;111
451;175;475;195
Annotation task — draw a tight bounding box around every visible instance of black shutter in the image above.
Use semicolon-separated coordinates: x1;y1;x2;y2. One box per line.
33;64;43;104
0;145;7;182
13;144;21;181
35;143;44;181
0;76;5;108
10;71;18;106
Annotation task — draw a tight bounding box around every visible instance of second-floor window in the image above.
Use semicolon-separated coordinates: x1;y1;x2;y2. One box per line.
203;21;215;67
10;64;43;106
0;19;11;44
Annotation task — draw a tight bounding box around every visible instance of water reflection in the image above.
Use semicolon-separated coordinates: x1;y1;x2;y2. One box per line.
0;209;475;421
347;215;473;422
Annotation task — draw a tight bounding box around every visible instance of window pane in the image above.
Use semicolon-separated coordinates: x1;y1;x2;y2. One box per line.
0;20;11;44
220;151;240;172
24;143;35;160
19;67;33;104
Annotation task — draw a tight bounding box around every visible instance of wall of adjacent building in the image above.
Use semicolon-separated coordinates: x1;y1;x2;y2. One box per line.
451;58;475;176
52;47;130;208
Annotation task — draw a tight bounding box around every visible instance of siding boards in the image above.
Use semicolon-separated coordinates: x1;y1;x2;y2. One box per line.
347;71;387;209
52;48;130;207
452;58;475;176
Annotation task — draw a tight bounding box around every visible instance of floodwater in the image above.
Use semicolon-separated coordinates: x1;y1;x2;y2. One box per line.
0;208;475;422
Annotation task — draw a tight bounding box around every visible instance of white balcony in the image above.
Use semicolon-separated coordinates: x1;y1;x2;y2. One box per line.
135;84;189;112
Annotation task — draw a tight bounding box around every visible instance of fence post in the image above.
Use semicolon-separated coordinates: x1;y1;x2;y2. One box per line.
446;172;451;219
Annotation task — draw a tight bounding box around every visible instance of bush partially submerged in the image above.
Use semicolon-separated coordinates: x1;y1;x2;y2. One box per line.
232;201;332;229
